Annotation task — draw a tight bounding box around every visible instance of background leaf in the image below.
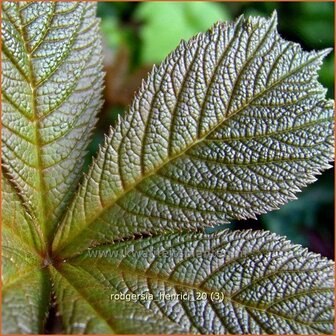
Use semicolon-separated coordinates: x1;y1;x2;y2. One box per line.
52;230;334;334
1;2;104;241
135;1;229;64
53;13;334;258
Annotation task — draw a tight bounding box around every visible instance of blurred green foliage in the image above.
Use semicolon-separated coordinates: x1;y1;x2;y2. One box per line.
135;2;229;64
92;1;334;258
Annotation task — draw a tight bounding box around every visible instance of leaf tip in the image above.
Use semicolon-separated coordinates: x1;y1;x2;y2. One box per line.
319;47;333;59
235;13;245;27
270;10;278;24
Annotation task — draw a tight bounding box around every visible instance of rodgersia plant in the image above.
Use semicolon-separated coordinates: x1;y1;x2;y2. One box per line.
1;2;334;335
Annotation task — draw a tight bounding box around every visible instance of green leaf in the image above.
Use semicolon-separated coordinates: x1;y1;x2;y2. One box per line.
1;2;104;241
2;174;51;334
50;266;185;334
136;1;230;64
2;173;44;257
51;230;334;334
53;12;334;258
2;7;334;334
2;269;51;334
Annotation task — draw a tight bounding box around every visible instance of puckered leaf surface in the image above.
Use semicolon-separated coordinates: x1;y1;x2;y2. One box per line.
2;175;51;334
52;230;334;334
1;1;104;241
53;12;334;258
1;6;334;334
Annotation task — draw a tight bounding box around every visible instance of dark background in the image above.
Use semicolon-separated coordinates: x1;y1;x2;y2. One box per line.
89;1;334;259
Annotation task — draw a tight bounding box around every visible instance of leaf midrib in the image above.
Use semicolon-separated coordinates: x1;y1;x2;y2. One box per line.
16;5;50;242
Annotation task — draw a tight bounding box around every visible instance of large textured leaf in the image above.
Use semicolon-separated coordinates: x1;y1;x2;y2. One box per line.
2;174;51;334
51;230;334;334
53;12;334;258
1;2;104;241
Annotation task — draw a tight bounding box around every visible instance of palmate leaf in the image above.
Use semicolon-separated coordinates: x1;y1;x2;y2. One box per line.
53;12;334;258
1;1;104;241
1;5;335;335
51;230;334;334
